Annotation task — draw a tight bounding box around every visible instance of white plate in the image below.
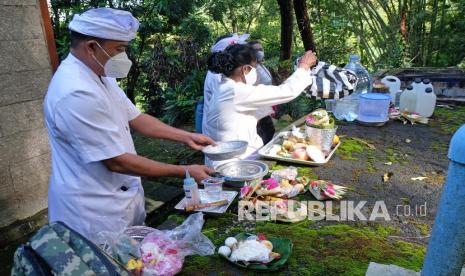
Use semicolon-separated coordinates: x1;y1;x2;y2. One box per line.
174;189;238;214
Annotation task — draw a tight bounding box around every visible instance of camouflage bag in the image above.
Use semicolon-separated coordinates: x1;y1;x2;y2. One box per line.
11;221;131;276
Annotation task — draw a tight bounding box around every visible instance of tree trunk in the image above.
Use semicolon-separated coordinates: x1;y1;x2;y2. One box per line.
293;0;316;51
277;0;293;60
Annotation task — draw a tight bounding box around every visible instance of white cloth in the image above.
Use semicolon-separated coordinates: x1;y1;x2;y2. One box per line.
210;33;250;53
203;68;313;168
44;53;145;239
69;8;139;41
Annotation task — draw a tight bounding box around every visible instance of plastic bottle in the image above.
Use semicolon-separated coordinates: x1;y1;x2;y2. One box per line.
344;54;372;94
415;87;437;117
399;85;417;113
380;75;401;104
195;99;204;134
183;170;200;206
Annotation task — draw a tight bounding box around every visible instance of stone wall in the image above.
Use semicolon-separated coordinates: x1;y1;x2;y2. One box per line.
0;0;52;228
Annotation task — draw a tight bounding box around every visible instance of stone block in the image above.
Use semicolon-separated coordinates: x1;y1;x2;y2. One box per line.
0;127;49;167
0;5;43;41
0;99;45;136
0;39;50;74
0;0;37;5
10;153;49;193
0;69;51;107
0;165;13;200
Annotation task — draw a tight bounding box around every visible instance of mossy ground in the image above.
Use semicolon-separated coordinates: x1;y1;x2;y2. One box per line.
172;214;425;275
431;105;465;135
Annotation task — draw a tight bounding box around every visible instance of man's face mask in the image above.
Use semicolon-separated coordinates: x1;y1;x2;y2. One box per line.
244;65;257;85
92;42;132;78
256;50;265;62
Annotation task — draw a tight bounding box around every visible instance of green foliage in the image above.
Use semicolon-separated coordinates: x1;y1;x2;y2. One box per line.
50;0;465;124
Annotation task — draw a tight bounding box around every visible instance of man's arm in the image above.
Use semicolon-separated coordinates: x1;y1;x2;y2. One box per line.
129;113;215;150
102;153;214;183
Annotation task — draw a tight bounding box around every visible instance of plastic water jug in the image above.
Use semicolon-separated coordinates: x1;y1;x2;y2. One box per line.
415;87;436;117
380;75;401;104
399;85;417;113
419;79;434;93
344;54;372;94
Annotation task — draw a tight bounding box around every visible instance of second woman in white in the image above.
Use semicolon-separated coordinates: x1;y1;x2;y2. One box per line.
203;44;317;168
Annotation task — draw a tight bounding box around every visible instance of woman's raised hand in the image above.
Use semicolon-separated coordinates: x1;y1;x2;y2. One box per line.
298;50;318;70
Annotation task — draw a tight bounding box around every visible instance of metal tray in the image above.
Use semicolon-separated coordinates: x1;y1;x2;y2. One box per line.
258;131;341;166
174;189;238;214
215;160;269;182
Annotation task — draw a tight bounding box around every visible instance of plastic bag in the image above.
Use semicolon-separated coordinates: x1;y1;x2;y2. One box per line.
271;166;298;181
140;212;215;276
96;218;140;265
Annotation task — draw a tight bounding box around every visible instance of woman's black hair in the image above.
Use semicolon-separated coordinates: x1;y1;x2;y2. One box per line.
207;44;257;76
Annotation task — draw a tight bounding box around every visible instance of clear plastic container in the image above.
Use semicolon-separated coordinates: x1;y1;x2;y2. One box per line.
325;99;336;113
201;177;224;200
344;54;372;94
333;97;359;122
357;93;391;123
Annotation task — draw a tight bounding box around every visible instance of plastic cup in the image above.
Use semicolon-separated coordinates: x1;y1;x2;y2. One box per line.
201;178;224;200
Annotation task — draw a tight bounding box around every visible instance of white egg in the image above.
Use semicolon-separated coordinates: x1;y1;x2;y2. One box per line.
218;245;231;257
225;237;238;248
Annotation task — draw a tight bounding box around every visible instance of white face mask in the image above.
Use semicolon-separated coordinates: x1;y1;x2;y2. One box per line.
92;42;132;78
244;66;257;85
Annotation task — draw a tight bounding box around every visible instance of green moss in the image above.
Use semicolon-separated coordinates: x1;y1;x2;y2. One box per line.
384;148;401;163
411;221;431;236
337;138;367;160
252;222;424;275
432;106;465;135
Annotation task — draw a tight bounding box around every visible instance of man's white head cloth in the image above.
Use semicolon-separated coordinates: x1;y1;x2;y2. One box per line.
210;33;250;53
69;7;139;41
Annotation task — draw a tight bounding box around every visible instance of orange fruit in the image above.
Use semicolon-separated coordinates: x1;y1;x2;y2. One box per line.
333;135;340;145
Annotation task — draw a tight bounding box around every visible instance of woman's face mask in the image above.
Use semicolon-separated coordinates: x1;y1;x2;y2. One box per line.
92;42;132;78
243;65;257;85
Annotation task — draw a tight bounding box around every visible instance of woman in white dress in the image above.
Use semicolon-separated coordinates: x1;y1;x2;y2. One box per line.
203;44;317;168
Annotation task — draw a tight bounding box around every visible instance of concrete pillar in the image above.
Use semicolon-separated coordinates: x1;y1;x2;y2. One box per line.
0;0;52;228
422;125;465;275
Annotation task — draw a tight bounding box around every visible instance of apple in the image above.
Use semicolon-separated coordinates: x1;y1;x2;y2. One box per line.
292;148;310;160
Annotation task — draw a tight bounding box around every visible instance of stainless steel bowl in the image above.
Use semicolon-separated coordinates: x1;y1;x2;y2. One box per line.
215;160;269;182
202;140;248;161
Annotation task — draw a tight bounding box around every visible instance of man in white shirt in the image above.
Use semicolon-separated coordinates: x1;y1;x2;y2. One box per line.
44;8;214;239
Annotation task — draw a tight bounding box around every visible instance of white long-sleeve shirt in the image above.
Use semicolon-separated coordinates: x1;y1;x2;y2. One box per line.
203;68;313;168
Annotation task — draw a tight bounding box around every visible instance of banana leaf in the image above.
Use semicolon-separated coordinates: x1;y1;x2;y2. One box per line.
220;233;293;271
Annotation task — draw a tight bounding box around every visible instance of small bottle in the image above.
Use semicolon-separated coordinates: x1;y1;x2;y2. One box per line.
183;170;200;206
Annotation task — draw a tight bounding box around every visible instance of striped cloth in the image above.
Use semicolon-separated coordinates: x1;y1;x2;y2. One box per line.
297;61;358;100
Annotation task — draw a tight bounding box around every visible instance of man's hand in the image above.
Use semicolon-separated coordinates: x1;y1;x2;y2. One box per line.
185;133;216;151
187;165;215;183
